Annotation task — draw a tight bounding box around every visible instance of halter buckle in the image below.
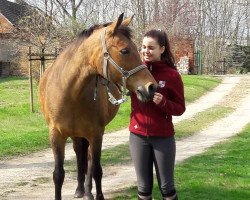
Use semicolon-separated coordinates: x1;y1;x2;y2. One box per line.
103;52;110;59
123;71;130;78
108;91;127;105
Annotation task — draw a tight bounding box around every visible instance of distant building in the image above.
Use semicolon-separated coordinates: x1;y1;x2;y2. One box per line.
172;37;195;74
0;0;29;77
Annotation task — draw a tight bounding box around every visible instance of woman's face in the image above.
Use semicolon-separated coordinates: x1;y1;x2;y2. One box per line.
141;36;165;62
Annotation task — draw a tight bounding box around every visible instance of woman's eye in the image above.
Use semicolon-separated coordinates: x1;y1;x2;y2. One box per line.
120;48;129;54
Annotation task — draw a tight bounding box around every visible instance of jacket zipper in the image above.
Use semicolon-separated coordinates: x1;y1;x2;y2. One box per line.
146;64;153;138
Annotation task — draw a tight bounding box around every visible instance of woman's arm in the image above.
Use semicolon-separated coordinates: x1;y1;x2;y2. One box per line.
154;73;186;116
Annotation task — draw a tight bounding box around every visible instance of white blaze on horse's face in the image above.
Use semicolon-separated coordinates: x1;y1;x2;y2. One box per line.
103;14;158;102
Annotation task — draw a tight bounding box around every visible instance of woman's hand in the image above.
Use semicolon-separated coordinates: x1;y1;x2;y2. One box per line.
153;92;163;105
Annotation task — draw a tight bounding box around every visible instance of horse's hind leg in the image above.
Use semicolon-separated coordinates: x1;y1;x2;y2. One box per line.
50;128;67;200
72;137;89;198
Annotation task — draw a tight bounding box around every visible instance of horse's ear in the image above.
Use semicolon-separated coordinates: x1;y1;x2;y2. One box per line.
110;13;124;33
122;15;134;26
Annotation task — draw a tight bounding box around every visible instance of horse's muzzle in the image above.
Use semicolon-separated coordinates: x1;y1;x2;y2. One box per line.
136;82;158;102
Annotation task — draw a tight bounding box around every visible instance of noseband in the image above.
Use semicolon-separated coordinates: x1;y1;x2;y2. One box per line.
98;27;146;105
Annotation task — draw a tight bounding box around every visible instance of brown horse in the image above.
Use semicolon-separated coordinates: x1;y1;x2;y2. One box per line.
39;13;158;200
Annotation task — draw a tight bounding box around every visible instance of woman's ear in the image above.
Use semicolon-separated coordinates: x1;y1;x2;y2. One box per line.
160;46;165;54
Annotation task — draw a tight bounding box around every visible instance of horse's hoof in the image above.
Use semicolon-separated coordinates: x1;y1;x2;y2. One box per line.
83;193;94;200
74;188;84;198
96;194;105;200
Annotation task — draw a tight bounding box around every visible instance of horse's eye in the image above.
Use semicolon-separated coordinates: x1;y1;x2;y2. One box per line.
120;48;129;55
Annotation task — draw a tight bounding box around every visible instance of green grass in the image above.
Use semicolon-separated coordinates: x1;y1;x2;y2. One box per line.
115;123;250;199
0;75;221;159
105;100;131;132
0;77;49;157
174;124;250;200
65;143;131;173
175;106;234;139
182;75;221;103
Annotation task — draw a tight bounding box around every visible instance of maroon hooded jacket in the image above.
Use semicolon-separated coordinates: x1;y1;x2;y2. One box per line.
129;61;186;137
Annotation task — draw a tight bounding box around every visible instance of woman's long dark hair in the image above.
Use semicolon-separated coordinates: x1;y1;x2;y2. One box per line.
144;29;176;69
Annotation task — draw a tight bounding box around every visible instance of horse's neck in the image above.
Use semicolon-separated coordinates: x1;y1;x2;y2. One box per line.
53;36;103;97
62;65;96;97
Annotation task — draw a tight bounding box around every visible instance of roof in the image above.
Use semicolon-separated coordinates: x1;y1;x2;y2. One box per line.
0;0;29;26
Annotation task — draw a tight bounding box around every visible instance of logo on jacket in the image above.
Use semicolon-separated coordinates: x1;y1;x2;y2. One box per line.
159;81;166;88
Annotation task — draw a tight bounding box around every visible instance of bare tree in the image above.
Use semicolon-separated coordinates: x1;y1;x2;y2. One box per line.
193;0;250;74
11;0;250;75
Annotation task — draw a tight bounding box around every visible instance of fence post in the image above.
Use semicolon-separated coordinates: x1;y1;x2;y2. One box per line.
28;46;34;113
197;50;202;75
40;47;45;79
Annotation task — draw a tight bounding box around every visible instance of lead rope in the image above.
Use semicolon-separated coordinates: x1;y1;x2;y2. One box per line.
93;75;124;105
106;76;127;105
93;75;99;101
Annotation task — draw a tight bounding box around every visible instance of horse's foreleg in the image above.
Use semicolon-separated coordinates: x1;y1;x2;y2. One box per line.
83;152;94;200
50;128;67;200
90;136;105;200
72;137;89;198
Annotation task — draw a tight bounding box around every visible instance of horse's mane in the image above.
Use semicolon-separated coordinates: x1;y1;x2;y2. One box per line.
78;22;132;40
64;22;133;61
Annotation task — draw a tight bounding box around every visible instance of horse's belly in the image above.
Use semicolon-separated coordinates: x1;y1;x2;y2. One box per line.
43;80;120;138
49;103;119;138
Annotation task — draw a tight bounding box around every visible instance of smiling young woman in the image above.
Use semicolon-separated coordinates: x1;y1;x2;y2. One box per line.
129;29;186;200
141;36;165;61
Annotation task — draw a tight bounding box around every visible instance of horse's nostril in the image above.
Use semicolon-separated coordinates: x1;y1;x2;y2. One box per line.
136;86;143;94
136;84;157;102
148;84;157;97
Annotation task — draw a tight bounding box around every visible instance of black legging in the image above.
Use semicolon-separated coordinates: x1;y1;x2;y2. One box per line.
129;132;176;197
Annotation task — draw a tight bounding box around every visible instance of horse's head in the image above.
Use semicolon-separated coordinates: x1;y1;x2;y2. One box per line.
91;13;158;103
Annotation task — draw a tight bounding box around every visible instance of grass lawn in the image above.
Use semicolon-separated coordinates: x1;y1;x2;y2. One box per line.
175;123;250;200
0;75;221;159
0;77;49;157
182;75;221;103
115;123;250;200
175;106;234;139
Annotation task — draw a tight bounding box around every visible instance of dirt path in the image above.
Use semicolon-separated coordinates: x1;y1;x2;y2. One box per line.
1;75;250;200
